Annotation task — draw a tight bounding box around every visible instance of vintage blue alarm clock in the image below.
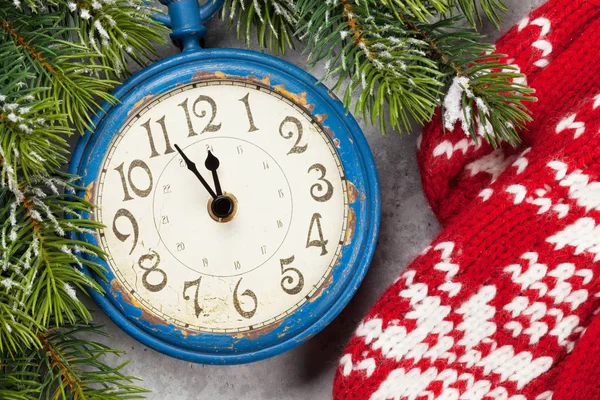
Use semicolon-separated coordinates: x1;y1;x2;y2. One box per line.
69;0;380;364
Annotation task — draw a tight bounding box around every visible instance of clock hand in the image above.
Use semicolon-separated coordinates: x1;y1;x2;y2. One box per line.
174;144;217;199
204;150;223;196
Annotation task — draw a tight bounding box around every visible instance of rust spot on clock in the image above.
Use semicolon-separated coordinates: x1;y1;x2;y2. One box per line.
344;181;360;246
110;279;168;327
127;95;155;117
345;208;356;246
110;279;141;308
274;84;314;112
347;181;360;204
314;113;327;124
308;274;334;302
233;320;284;340
84;181;95;203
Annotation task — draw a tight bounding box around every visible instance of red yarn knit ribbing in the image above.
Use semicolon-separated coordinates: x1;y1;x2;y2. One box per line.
332;0;600;399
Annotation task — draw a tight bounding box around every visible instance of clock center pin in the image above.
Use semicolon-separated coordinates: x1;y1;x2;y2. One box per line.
207;192;238;223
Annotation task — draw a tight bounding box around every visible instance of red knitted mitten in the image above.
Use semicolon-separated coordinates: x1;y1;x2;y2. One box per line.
333;1;600;397
333;93;600;399
417;0;600;225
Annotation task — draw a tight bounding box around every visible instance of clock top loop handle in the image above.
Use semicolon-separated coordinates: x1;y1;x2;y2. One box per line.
154;0;225;52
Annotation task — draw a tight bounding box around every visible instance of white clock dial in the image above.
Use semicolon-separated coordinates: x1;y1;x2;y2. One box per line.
95;80;349;333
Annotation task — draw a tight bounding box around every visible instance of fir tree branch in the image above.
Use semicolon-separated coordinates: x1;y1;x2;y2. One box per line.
0;1;166;395
221;0;298;53
1;323;148;400
297;0;536;145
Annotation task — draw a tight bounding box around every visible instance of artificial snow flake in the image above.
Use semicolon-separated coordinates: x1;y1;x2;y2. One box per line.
80;9;91;20
106;15;116;27
443;76;474;133
68;2;77;11
91;0;102;9
253;0;264;23
475;97;489;115
5;103;18;111
9;203;17;226
1;278;17;291
1;146;24;203
28;209;43;221
7;113;18;122
18;123;32;133
64;283;78;300
94;20;110;40
32;187;46;198
31;236;39;256
18;106;31;114
30;152;45;162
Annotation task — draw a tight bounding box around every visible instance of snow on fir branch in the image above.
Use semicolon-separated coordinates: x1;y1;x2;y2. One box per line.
224;0;536;146
1;1;166;398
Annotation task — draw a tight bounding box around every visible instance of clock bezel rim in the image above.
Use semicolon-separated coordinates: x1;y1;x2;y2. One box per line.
69;48;381;365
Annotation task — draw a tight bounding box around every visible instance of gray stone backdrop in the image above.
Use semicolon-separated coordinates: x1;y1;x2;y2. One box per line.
78;1;544;398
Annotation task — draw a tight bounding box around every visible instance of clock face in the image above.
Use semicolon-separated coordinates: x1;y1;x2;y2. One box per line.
94;80;349;333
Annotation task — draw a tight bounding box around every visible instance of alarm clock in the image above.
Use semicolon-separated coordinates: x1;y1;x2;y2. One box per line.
69;0;380;364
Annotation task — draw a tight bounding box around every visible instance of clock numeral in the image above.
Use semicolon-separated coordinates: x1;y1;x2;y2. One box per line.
161;216;169;225
236;145;243;155
202;257;209;267
280;255;304;295
141;116;175;158
176;242;185;251
308;163;334;202
138;250;167;292
205;143;214;152
260;245;267;255
179;158;186;168
114;160;153;201
239;93;259;132
276;219;283;229
278;189;285;198
234;260;241;270
233;278;257;319
183;276;203;318
196;95;221;134
177;95;222;136
163;184;171;194
263;161;269;170
306;212;328;256
279;116;307;155
177;98;197;137
112;209;139;255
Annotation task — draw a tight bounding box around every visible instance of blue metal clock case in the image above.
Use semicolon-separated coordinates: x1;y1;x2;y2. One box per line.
70;47;381;364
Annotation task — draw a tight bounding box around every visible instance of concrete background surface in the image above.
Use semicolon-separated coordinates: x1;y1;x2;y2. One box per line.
80;1;544;398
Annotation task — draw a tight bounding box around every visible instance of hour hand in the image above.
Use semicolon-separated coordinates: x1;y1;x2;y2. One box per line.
174;144;217;199
205;150;222;196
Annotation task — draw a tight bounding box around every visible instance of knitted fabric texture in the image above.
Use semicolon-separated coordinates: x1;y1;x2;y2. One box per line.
333;0;600;399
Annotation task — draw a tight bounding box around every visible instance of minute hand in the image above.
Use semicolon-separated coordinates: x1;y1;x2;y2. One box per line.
174;144;217;199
